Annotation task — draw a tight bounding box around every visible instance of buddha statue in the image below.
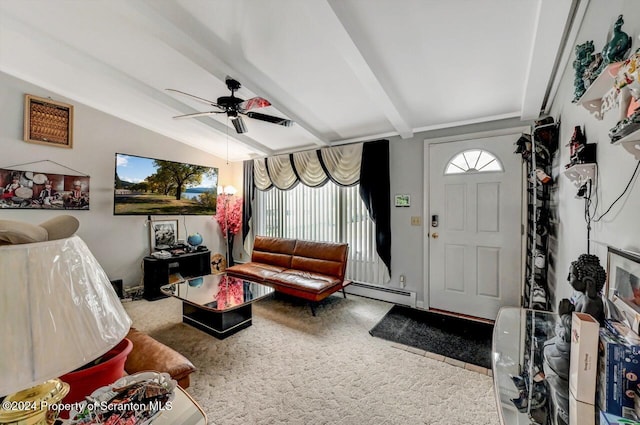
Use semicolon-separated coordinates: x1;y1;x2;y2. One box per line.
568;253;607;325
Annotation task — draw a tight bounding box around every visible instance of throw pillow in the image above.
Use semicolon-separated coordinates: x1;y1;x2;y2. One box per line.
0;220;48;245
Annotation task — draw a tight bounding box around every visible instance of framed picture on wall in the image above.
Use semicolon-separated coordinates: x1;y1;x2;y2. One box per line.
0;168;89;210
24;94;74;148
606;247;640;333
394;194;410;207
149;220;179;252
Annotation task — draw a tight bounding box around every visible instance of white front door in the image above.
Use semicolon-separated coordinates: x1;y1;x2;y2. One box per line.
428;134;522;320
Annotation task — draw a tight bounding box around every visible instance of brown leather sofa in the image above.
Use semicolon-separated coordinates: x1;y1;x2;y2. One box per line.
125;328;196;389
226;236;350;315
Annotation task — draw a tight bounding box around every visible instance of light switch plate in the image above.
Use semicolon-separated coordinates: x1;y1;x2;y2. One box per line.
410;216;421;226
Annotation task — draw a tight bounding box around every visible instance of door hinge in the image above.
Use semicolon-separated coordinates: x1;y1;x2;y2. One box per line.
521;224;525;235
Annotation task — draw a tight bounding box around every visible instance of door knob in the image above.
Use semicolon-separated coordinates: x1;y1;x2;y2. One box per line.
431;232;439;239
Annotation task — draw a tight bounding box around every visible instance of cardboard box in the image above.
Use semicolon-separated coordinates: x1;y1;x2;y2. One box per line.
600;410;640;425
598;327;640;418
570;312;599;404
570;395;595;425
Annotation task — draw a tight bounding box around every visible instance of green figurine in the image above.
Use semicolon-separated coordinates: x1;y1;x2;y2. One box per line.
573;41;593;101
598;15;632;74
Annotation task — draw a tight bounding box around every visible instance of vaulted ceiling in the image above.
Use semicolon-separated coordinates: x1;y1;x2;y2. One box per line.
0;0;578;162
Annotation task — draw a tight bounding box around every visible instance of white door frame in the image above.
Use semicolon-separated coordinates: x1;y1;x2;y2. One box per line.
421;126;529;312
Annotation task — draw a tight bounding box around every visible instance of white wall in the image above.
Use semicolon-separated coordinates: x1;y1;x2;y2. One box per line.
548;0;640;304
1;71;243;288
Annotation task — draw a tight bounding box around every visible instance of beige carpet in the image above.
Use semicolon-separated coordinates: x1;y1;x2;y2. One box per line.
123;293;499;425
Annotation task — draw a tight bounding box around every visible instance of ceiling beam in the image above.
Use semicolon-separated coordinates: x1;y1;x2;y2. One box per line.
520;0;574;120
121;0;333;146
321;0;413;139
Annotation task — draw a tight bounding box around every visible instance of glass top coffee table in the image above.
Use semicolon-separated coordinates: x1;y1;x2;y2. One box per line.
161;273;274;339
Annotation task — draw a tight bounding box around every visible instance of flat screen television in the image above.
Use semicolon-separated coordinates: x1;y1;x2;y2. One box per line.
114;153;218;215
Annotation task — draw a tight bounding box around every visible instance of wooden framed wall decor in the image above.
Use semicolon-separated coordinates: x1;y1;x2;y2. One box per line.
23;94;74;148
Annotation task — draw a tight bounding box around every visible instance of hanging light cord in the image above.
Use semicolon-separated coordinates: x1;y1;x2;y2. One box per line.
226;116;230;165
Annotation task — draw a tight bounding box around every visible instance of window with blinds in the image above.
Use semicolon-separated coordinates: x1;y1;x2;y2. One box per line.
254;182;384;285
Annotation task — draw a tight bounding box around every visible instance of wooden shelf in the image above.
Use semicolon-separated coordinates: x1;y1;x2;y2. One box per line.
563;163;597;187
612;128;640;160
575;63;622;120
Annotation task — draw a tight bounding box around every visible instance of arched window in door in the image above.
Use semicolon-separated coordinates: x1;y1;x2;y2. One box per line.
444;149;503;175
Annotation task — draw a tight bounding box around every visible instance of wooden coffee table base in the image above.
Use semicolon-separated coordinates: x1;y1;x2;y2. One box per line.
182;302;253;339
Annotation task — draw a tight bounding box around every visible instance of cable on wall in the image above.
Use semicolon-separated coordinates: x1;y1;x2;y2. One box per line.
593;160;640;222
581;178;593;254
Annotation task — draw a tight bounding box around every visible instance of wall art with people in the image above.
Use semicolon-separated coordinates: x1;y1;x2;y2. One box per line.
0;168;90;210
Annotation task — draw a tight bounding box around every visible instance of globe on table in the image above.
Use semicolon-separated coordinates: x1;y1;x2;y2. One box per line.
187;232;203;248
188;277;203;288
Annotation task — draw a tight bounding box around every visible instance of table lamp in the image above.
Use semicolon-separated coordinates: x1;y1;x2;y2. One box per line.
0;235;132;424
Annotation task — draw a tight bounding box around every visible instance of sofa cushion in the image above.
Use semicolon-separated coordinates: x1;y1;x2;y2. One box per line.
291;240;348;279
226;262;285;282
39;215;80;241
251;236;296;268
0;220;48;245
269;269;342;294
293;239;348;262
0;215;79;246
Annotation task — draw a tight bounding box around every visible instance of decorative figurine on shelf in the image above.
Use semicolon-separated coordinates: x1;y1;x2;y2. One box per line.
610;49;640;142
568;253;607;325
567;125;587;167
597;15;632;75
582;51;603;91
573;41;595;102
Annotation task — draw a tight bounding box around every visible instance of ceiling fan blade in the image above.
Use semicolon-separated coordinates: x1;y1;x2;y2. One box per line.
246;112;294;127
166;88;221;108
239;97;271;111
172;111;224;119
231;116;248;134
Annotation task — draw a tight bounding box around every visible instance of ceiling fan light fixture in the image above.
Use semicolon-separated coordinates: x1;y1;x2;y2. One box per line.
231;116;247;134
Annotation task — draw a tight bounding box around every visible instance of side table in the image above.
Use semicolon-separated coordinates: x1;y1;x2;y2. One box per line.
153;386;207;425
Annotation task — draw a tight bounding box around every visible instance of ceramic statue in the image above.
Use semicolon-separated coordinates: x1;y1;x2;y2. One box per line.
573;41;594;101
568;253;607;325
597;15;632;75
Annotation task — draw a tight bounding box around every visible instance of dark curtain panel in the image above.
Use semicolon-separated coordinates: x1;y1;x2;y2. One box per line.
242;160;254;244
359;140;391;275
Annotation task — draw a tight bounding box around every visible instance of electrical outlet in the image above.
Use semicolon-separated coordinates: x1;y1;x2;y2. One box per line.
410;216;421;226
399;274;406;287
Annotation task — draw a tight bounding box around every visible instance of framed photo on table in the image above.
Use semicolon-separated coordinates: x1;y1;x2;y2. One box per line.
149;220;179;252
24;94;74;148
606;246;640;333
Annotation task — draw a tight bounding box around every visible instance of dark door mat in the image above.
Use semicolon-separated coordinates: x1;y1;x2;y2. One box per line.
369;305;493;369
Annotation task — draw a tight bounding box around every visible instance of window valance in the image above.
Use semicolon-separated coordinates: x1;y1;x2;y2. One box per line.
253;143;363;190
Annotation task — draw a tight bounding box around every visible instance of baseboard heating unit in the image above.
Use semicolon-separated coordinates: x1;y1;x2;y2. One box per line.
345;282;416;307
